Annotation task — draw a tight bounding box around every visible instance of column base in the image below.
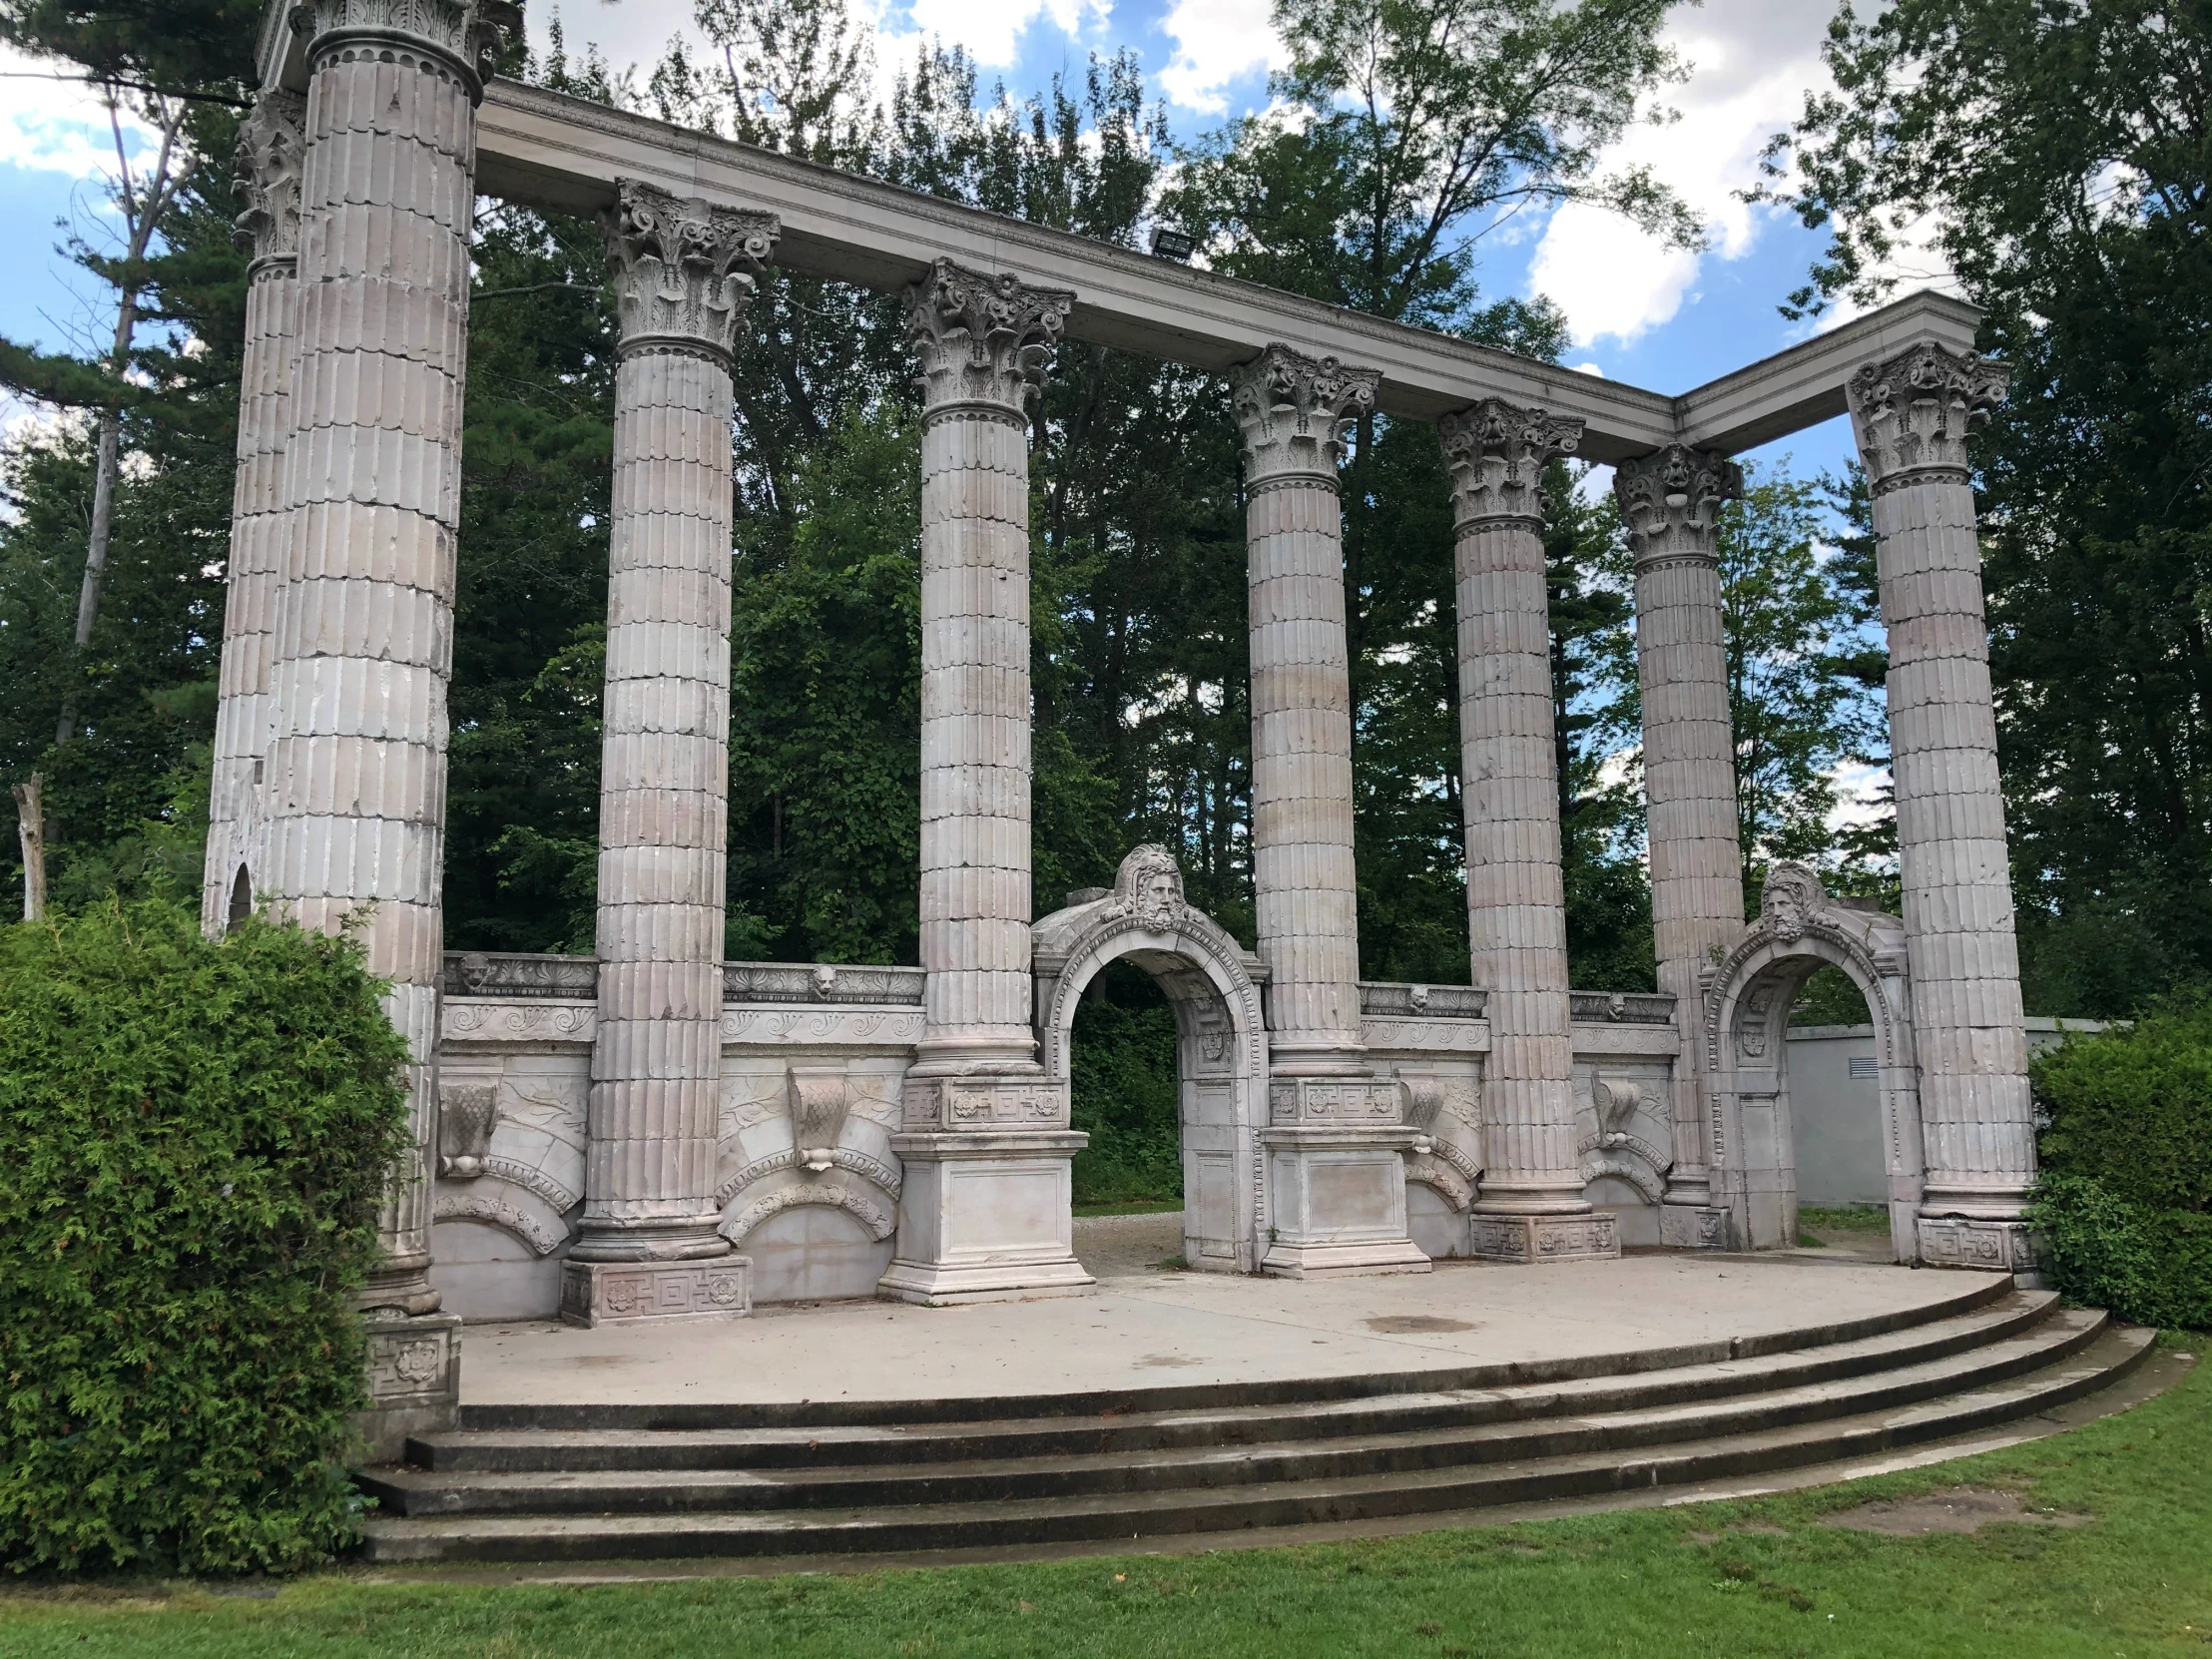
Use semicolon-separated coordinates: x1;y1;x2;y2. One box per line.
878;1130;1094;1306
1260;1124;1431;1280
357;1309;462;1463
1918;1214;2037;1276
1659;1203;1735;1251
560;1258;753;1328
1466;1210;1621;1265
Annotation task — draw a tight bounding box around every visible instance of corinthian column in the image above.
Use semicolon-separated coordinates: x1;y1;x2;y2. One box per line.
1847;341;2037;1271
1613;444;1747;1247
1439;402;1616;1264
262;0;521;1457
879;259;1092;1304
559;185;775;1328
202;90;303;937
1232;344;1426;1278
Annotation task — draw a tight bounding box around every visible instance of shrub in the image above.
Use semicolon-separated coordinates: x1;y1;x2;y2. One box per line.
2029;993;2212;1329
0;897;408;1574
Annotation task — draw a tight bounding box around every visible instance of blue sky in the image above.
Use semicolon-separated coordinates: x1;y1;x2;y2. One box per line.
0;0;1937;479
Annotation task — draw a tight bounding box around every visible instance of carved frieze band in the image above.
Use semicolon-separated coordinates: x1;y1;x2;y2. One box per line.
1438;399;1583;526
1846;340;2011;494
289;0;524;94
234;91;304;269
1612;442;1744;562
1270;1075;1403;1124
605;180;780;363
1231;343;1380;488
904;258;1072;417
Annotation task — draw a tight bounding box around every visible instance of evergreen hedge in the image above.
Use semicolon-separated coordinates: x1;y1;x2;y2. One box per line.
0;898;408;1573
2028;994;2212;1330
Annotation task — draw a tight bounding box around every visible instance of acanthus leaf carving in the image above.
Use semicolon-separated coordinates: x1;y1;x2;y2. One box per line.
1231;343;1380;487
1846;341;2010;492
234;91;304;267
904;258;1072;416
605;180;780;362
1438;399;1583;525
1613;443;1744;564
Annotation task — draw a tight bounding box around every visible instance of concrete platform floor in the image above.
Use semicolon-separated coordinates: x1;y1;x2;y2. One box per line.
458;1225;2010;1411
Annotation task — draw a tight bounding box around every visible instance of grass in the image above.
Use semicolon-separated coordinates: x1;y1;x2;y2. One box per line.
2;1341;2205;1658
1070;1201;1184;1217
1801;1205;1893;1233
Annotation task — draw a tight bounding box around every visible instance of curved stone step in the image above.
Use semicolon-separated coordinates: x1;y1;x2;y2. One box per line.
355;1323;2152;1561
403;1289;2056;1476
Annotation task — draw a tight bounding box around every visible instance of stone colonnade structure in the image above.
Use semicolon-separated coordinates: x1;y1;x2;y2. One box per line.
220;0;2041;1448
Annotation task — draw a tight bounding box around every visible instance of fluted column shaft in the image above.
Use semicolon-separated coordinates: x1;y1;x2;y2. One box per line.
1232;346;1377;1071
1616;445;1748;1206
1848;343;2035;1218
906;261;1071;1075
574;186;779;1265
203;91;304;937
262;3;513;1315
1439;402;1587;1214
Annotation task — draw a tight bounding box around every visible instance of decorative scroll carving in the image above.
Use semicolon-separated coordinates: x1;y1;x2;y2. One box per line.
720;1180;898;1247
1230;343;1380;487
444;951;599;1000
480;1154;581;1217
1568;989;1676;1026
1360;981;1487;1020
290;0;524;90
723;960;926;1005
1846;341;2010;493
722;1007;926;1046
437;1082;498;1178
432;1187;565;1255
903;258;1072;416
1612;443;1744;561
233;91;303;267
444;999;594;1043
605;180;780;363
714;1145;903;1210
1438;399;1583;525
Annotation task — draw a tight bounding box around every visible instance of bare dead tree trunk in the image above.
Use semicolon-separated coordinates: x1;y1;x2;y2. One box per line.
53;92;186;749
12;775;46;921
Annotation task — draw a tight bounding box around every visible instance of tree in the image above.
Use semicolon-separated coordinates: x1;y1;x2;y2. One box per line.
1763;0;2212;1014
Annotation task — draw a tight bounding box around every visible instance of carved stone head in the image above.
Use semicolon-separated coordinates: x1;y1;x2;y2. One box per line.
1114;843;1186;930
1759;861;1828;944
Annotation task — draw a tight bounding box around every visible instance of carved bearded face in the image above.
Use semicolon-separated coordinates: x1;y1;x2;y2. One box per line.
1137;867;1179;927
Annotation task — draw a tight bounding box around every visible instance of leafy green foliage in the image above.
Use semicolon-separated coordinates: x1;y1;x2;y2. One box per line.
1767;0;2212;1014
2029;996;2212;1329
1068;966;1183;1207
0;898;409;1573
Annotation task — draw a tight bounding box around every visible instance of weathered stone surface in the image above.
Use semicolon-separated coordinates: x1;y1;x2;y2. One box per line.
1439;402;1604;1255
1615;443;1748;1221
1848;342;2035;1228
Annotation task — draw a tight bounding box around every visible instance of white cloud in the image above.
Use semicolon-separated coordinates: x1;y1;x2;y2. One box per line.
896;0;1108;67
1157;0;1283;114
1526;0;1834;347
0;44;161;180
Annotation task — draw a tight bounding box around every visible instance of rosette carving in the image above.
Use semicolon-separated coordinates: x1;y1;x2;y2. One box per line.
603;180;780;363
1613;443;1744;563
1230;343;1380;487
233;91;304;268
903;258;1073;416
1438;399;1583;525
1846;340;2010;492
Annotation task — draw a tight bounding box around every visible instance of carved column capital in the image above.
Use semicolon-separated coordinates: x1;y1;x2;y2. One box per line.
1439;399;1583;526
1613;443;1744;564
233;90;305;272
1231;343;1380;489
290;0;524;96
1847;340;2010;493
603;181;779;366
903;258;1073;420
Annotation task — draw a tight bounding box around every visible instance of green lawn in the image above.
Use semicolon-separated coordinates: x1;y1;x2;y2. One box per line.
3;1340;2205;1658
1800;1205;1894;1233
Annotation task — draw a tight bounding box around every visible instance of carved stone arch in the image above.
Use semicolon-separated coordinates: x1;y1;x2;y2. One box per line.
1033;845;1271;1273
718;1178;899;1248
432;1175;573;1258
1699;862;1924;1262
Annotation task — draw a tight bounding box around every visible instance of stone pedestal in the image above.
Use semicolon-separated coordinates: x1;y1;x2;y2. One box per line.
1439;401;1616;1263
358;1309;462;1464
564;183;778;1320
1849;342;2038;1253
1231;344;1427;1277
202;91;302;936
267;0;525;1427
881;260;1090;1302
1614;445;1749;1247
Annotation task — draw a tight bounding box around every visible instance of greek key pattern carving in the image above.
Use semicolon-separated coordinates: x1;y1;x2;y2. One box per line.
364;1319;457;1401
1918;1217;2034;1272
561;1260;750;1326
1269;1076;1403;1124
